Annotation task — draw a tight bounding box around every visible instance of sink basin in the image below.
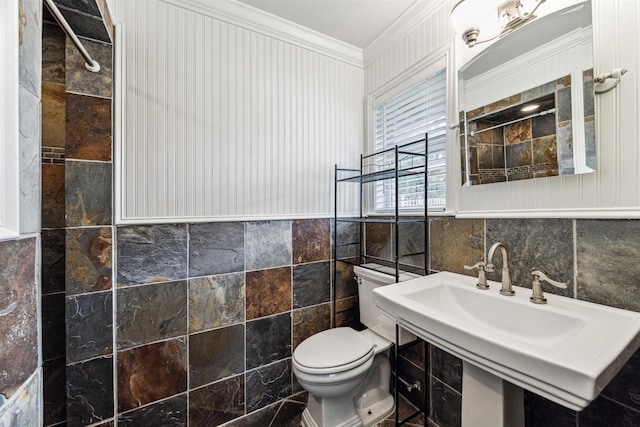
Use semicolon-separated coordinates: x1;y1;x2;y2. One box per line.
373;271;640;412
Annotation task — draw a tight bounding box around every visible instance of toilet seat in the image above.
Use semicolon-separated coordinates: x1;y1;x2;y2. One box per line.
293;327;374;375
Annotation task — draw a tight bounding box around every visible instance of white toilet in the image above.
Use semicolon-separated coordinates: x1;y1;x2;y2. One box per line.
292;263;418;427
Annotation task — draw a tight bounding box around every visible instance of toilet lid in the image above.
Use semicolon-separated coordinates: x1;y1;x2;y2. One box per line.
294;327;374;371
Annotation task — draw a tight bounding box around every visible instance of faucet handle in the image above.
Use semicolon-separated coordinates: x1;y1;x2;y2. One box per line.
530;270;567;304
464;262;489;290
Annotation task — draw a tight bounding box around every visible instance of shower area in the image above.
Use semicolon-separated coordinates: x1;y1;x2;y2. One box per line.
40;1;114;425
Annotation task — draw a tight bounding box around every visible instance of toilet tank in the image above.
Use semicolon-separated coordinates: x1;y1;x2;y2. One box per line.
354;264;418;345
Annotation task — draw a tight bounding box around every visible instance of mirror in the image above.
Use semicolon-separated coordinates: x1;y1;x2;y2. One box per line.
458;1;595;186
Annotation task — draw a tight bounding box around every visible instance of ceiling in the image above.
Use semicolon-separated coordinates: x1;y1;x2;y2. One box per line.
235;0;419;49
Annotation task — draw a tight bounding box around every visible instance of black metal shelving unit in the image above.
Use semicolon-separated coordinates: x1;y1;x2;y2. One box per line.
332;135;430;426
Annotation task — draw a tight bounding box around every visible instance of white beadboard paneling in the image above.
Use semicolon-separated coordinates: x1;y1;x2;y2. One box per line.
364;0;640;218
110;0;363;222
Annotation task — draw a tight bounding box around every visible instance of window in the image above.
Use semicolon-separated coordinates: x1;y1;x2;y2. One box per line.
373;69;447;212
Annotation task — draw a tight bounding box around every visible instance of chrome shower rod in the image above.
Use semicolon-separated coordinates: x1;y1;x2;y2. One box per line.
43;0;100;72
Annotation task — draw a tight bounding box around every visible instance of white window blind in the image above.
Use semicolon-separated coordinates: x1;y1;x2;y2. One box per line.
374;69;447;212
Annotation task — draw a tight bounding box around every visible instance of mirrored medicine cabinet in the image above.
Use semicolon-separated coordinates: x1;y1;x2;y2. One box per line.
458;0;595;186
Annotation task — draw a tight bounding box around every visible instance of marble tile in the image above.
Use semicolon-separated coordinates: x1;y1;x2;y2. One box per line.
523;391;576;427
245;267;292;320
189;273;245;333
0;370;40;427
18;0;41;97
292;219;330;264
117;281;187;349
245;221;291;270
335;261;357;300
118;394;187;427
19;86;41;234
66;93;112;161
505;119;532;145
66;291;113;363
531;112;556;139
189;375;245;426
55;0;103;17
42;82;66;147
486;218;574;297
44;357;67;426
246;359;292;413
293;261;330;308
42;164;66;229
430;218;484;275
399;340;425;371
270;401;306;426
521;80;556;102
0;238;38;399
601;349;640;411
557;120;574;174
583;69;595;118
430;378;461;427
42;293;66;360
556;86;572;123
292;303;331;350
66;38;113;98
397;355;426;410
576;220;640;311
223;401;279;427
505;141;532;169
67;356;114;427
117;338;187;412
532;135;557;166
116;224;188;286
189;222;244;277
42;229;66;294
59;7;111;42
42;22;66;84
398;221;427;268
579;394;640;427
246;313;292;370
431;345;462;393
65;160;112;226
66;227;112;294
335;220;360;259
335;296;361;330
365;222;392;260
189;324;244;388
485;94;521;114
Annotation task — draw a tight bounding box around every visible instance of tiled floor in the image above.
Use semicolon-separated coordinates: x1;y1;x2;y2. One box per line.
223;391;429;427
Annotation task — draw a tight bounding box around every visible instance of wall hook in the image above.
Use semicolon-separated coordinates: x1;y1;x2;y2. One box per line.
594;68;628;94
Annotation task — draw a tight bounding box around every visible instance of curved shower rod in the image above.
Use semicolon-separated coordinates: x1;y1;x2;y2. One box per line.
43;0;100;72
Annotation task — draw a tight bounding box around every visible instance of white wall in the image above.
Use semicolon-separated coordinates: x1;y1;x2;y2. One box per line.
109;0;364;222
365;0;640;218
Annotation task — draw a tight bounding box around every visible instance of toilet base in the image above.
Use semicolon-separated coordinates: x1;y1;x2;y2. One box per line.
302;395;363;427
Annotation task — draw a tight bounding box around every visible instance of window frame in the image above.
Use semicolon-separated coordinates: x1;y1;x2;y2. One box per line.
365;51;452;216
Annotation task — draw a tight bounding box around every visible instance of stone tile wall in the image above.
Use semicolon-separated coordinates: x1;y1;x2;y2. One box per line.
1;0;42;425
371;216;640;427
111;218;353;426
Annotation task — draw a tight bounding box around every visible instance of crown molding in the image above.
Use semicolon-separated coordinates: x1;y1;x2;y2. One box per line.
363;0;452;66
161;0;363;68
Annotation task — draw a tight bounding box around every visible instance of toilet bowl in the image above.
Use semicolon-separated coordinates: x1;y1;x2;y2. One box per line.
292;264;418;427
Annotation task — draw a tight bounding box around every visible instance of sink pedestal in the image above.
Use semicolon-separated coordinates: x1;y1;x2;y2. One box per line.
461;362;524;427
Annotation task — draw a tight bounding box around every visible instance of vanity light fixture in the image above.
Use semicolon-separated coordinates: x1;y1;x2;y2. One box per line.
451;0;546;47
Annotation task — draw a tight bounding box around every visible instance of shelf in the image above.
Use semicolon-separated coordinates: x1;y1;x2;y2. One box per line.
333;135;429;427
335;217;426;224
337;165;425;184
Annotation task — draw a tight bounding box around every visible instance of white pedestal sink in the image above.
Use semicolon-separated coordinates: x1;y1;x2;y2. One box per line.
373;272;640;426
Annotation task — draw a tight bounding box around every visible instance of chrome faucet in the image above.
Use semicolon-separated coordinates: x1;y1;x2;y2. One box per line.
486;242;515;296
